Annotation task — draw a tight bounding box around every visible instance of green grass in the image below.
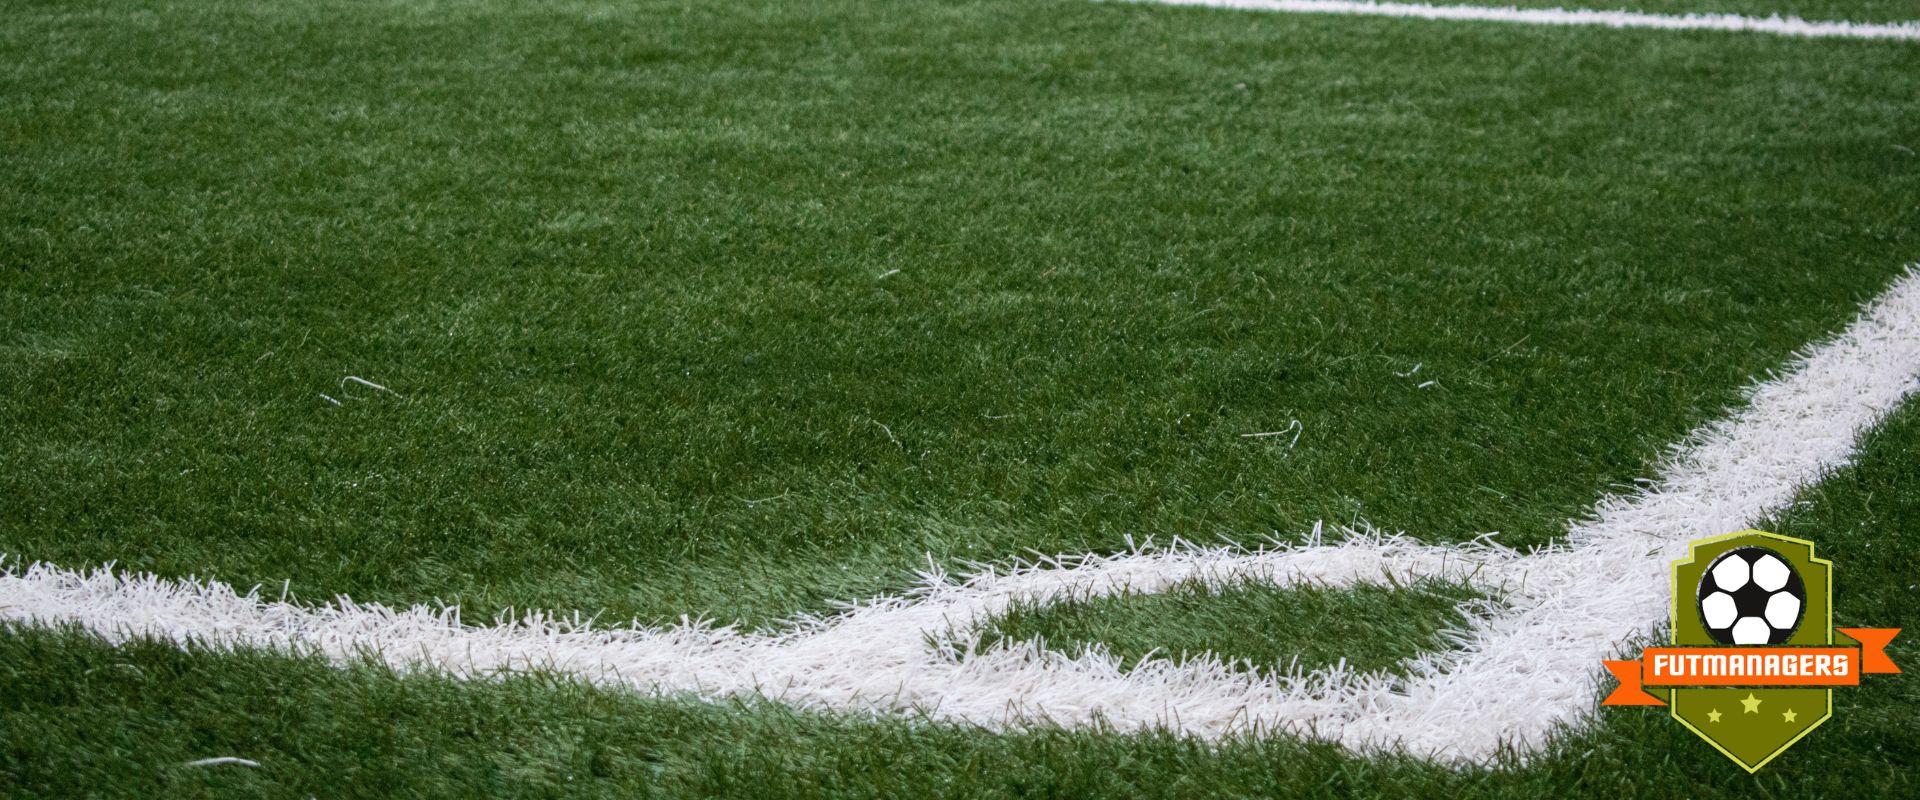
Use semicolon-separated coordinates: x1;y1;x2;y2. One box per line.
4;398;1918;798
4;1;1918;794
969;579;1485;675
5;0;1920;627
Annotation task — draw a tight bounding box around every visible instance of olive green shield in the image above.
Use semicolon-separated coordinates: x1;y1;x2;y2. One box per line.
1668;530;1832;772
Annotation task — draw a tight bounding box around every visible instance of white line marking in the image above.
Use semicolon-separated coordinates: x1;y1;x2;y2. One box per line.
4;268;1919;763
1121;0;1920;41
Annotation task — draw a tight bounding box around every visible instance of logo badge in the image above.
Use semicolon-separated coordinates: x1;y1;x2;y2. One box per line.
1602;530;1901;772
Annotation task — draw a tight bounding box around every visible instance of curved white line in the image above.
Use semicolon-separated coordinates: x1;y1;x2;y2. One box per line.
1123;0;1920;40
4;268;1919;763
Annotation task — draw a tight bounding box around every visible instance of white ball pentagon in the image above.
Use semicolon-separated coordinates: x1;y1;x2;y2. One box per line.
1730;617;1773;645
1753;553;1792;592
1702;591;1739;629
1766;592;1801;629
1711;554;1750;592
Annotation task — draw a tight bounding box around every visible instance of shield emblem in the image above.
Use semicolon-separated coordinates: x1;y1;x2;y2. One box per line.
1667;530;1831;772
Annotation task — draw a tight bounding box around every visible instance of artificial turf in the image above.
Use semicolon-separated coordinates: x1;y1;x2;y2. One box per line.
3;398;1916;798
3;1;1918;794
969;578;1486;676
4;0;1919;628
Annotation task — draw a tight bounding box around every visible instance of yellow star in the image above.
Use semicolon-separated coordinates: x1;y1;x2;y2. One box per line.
1741;693;1763;713
1783;709;1798;723
1707;709;1723;723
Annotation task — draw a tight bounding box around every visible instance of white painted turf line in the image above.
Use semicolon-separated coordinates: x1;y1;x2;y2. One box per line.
1125;0;1920;41
5;268;1920;764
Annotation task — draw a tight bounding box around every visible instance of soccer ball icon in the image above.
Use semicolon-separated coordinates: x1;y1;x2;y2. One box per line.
1696;546;1806;645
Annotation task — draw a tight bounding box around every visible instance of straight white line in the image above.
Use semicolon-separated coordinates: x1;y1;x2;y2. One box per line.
1122;0;1920;40
4;268;1919;763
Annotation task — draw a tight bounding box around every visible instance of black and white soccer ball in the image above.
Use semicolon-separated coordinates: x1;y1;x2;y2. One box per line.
1695;546;1805;645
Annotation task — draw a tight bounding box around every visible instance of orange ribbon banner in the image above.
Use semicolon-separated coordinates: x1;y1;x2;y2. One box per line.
1604;628;1901;706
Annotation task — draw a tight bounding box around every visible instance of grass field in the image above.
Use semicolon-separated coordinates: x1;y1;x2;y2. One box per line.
2;0;1917;796
2;405;1914;797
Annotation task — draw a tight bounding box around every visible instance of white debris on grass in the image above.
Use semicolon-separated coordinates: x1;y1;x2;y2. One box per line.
183;757;260;768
